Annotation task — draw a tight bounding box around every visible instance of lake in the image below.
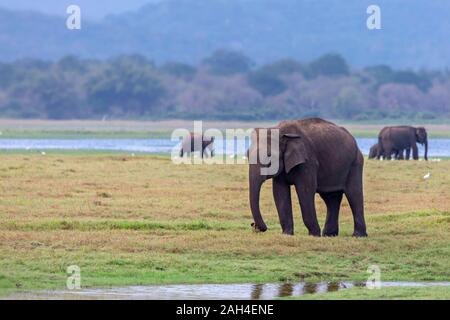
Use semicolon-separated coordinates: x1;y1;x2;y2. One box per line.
0;138;448;157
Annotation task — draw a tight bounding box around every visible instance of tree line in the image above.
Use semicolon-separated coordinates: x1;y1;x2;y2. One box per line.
0;50;449;121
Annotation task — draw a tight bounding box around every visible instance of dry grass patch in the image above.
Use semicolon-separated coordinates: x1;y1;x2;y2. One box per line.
0;154;449;293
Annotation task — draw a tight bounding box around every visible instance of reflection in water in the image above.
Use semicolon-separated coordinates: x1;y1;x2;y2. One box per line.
278;283;294;297
251;284;264;300
303;283;319;295
327;282;341;292
6;281;450;300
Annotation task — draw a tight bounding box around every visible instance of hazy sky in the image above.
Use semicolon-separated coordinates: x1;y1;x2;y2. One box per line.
0;0;161;19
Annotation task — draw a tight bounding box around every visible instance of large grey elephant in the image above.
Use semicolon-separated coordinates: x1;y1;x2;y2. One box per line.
180;133;215;158
248;118;367;237
378;126;428;160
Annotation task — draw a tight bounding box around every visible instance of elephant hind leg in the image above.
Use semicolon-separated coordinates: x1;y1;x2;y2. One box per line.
345;159;368;237
294;174;321;237
319;191;343;237
405;148;411;160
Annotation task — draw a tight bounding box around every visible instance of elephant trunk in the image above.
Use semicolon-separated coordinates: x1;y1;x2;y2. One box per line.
424;139;428;161
249;165;268;232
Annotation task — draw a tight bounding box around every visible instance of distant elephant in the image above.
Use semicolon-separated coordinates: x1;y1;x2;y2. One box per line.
368;143;380;159
369;143;408;160
248;118;367;237
179;133;215;158
378;126;428;160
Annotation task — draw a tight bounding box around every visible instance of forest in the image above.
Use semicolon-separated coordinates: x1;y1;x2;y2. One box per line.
0;51;449;121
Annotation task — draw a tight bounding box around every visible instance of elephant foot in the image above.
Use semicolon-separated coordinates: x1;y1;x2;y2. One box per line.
282;229;294;236
352;230;368;237
322;230;339;237
251;222;267;233
307;225;321;237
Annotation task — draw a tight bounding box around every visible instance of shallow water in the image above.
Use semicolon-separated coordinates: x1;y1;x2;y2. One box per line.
0;138;447;156
6;281;450;300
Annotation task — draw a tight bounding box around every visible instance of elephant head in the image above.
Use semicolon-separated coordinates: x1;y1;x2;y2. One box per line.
368;143;379;159
415;127;428;160
204;136;215;144
248;126;308;232
202;135;215;156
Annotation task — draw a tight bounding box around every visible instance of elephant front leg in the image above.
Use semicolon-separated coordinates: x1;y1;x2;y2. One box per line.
412;143;419;160
294;179;321;237
272;179;294;235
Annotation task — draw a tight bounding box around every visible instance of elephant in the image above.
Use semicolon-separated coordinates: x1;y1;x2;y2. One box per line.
248;118;367;237
179;133;215;158
368;143;380;159
369;143;409;160
378;126;428;160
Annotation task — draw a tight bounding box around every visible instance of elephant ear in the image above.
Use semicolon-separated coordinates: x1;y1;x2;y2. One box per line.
283;133;307;173
415;128;420;138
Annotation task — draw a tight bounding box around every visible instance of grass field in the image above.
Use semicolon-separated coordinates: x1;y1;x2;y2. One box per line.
1;119;450;138
0;153;449;298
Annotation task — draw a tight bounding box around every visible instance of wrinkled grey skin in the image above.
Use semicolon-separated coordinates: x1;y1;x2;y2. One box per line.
248;118;367;237
180;133;215;158
378;126;428;160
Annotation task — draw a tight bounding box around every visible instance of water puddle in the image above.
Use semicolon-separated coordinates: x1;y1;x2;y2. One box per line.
6;281;450;300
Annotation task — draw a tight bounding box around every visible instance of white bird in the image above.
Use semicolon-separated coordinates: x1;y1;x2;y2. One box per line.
423;172;431;180
41;151;46;155
131;153;135;157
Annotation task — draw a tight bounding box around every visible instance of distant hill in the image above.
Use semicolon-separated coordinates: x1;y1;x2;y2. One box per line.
0;0;450;68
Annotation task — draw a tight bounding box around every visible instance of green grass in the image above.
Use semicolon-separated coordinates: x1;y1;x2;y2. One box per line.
0;154;449;298
1;122;450;139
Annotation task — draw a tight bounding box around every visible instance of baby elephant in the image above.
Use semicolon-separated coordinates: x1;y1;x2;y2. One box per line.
368;143;380;159
180;133;215;158
368;142;408;160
